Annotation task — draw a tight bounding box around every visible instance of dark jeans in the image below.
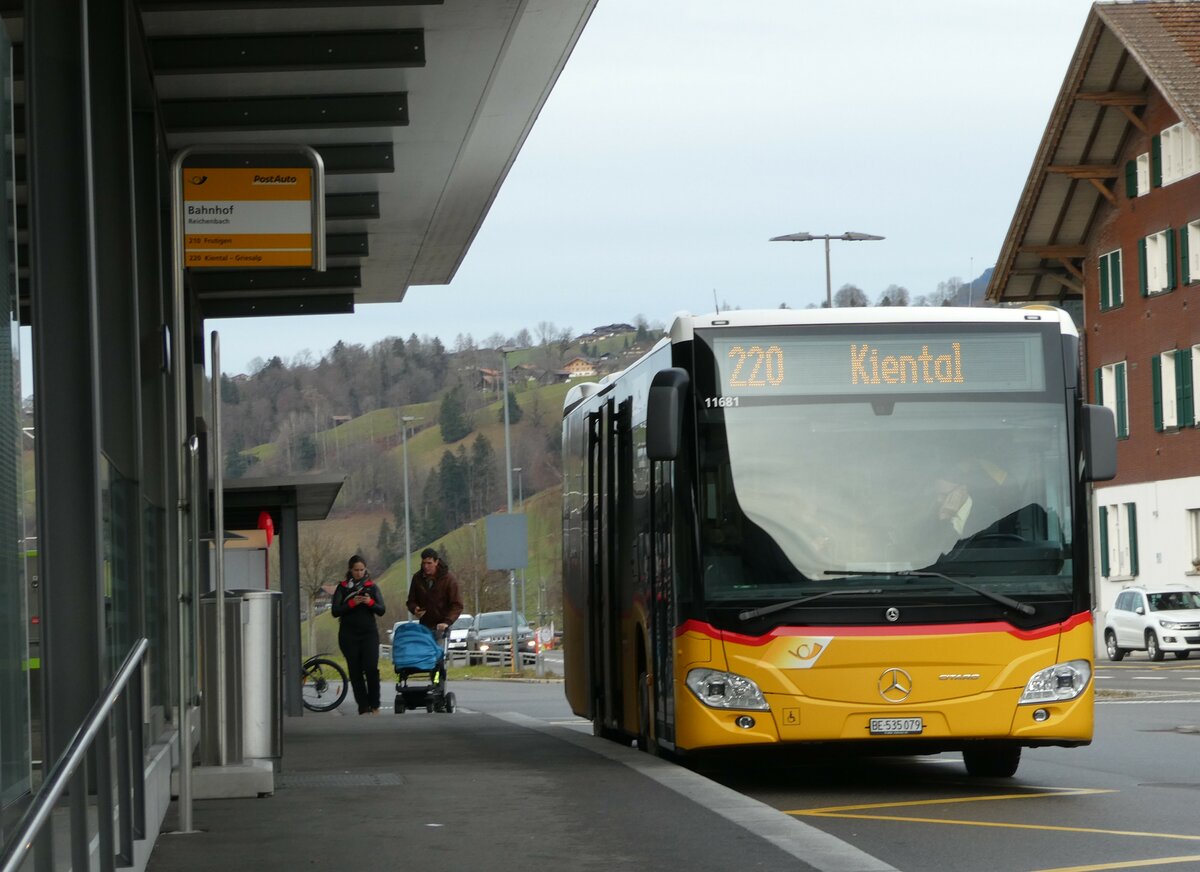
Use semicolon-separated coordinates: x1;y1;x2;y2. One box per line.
339;632;380;711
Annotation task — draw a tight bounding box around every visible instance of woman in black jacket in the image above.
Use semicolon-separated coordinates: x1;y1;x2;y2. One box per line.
330;555;386;714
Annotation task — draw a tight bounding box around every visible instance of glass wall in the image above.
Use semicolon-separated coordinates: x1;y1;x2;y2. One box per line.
0;17;32;811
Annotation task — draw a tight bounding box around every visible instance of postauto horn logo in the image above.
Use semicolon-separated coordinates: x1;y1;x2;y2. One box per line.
786;637;832;669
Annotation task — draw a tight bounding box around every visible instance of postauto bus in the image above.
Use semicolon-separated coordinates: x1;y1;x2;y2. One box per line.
561;307;1116;777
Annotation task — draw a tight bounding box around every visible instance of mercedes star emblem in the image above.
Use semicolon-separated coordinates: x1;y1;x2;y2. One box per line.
878;667;912;703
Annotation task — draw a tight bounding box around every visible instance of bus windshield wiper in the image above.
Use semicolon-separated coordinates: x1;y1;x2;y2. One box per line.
824;569;1035;616
738;588;883;622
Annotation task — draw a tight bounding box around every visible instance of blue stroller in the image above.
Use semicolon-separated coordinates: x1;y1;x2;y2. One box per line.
391;622;456;714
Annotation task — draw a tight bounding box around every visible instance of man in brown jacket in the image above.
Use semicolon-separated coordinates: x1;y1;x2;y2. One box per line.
406;547;464;635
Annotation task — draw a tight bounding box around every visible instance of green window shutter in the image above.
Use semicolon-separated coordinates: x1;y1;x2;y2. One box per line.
1115;249;1124;304
1138;238;1148;296
1167;229;1177;289
1152;134;1162;187
1152;355;1163;431
1182;226;1191;286
1127;503;1139;577
1126;160;1138;197
1094;367;1104;405
1116;362;1129;438
1099;506;1110;577
1099;254;1111;310
1179;348;1195;426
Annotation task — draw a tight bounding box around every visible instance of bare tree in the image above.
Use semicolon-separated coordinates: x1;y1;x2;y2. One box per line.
833;283;869;307
299;523;347;654
931;276;965;307
877;284;910;307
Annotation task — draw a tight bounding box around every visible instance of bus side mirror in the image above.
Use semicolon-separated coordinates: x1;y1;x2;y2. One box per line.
647;368;690;461
1082;404;1117;482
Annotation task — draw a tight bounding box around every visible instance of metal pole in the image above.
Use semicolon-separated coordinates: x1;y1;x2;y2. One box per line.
402;421;411;600
502;352;518;670
469;523;479;615
211;332;227;766
169;149;195;834
824;236;833;309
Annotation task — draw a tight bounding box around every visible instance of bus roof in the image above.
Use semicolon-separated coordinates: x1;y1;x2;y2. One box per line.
669;306;1078;342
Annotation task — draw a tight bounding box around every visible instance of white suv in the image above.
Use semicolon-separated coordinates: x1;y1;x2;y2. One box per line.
1104;586;1200;661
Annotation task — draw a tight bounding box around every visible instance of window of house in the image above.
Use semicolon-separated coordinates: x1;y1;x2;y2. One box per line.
1154;348;1195;432
1099;503;1139;579
1160;122;1200;186
1099;249;1123;310
1096;361;1129;438
1193;344;1200;427
1186;219;1200;286
1143;230;1174;295
1190;508;1200;572
1136;152;1151;195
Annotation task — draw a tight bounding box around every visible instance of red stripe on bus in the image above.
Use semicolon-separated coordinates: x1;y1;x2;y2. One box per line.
675;612;1091;646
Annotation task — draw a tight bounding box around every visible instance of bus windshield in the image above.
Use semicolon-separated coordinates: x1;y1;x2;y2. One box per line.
694;326;1074;602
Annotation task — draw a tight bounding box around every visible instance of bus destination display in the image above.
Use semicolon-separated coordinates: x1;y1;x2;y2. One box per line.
708;332;1046;399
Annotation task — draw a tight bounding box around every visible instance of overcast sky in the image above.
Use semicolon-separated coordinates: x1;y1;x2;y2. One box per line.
36;0;1104;381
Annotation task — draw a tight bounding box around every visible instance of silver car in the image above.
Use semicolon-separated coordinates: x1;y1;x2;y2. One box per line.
1104;586;1200;661
446;613;473;651
466;611;535;654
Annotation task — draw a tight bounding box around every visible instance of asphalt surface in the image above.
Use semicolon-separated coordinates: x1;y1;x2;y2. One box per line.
147;680;896;872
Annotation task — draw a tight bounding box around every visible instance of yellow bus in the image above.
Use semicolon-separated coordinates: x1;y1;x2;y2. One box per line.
561;307;1116;777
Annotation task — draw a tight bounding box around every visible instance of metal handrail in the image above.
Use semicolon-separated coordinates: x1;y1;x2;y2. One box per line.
0;637;149;872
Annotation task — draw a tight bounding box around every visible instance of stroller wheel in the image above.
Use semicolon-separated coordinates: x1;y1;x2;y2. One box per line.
426;700;435;714
394;694;405;714
443;692;456;713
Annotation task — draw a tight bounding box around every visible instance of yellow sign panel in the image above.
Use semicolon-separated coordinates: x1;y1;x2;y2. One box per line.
183;168;314;268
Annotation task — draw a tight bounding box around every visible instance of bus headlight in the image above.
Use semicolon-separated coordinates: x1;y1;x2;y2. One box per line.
1018;660;1091;704
685;668;769;711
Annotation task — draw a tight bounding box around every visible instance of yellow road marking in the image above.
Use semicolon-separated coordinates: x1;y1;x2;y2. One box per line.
1036;856;1200;871
788;786;1110;816
790;783;1200;869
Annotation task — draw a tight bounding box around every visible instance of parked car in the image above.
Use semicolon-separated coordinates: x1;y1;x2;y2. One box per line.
466;610;535;654
447;613;473;651
1104;585;1200;661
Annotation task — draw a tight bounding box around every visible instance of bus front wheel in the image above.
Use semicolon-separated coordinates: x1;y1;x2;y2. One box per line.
963;744;1021;778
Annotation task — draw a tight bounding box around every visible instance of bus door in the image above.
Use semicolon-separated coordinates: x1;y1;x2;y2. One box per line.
586;397;628;734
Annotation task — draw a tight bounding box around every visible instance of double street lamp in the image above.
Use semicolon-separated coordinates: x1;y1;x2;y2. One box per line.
769;231;884;309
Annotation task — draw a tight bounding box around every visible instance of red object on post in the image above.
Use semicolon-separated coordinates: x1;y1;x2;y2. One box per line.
257;510;274;547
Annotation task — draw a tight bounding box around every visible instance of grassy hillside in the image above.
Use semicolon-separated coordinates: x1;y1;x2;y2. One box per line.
305;484;563;656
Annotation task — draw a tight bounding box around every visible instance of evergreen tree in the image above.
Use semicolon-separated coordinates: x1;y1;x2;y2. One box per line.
416;469;447;544
439;384;472;442
469;433;498;516
498;390;523;425
438;448;471;529
220;373;241;404
377;517;397;568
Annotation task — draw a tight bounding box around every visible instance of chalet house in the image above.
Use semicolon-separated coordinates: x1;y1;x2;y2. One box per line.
591;322;635;337
987;1;1200;619
559;357;597;379
477;367;502;391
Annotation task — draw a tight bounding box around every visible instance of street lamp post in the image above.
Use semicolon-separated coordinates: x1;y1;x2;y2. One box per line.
499;347;520;670
400;414;423;619
467;521;480;615
769;231;885;309
512;465;525;620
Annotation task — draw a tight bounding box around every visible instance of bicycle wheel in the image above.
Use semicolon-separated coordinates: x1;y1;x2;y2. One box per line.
301;658;348;712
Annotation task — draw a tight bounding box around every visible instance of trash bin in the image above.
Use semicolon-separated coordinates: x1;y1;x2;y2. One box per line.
200;589;282;766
